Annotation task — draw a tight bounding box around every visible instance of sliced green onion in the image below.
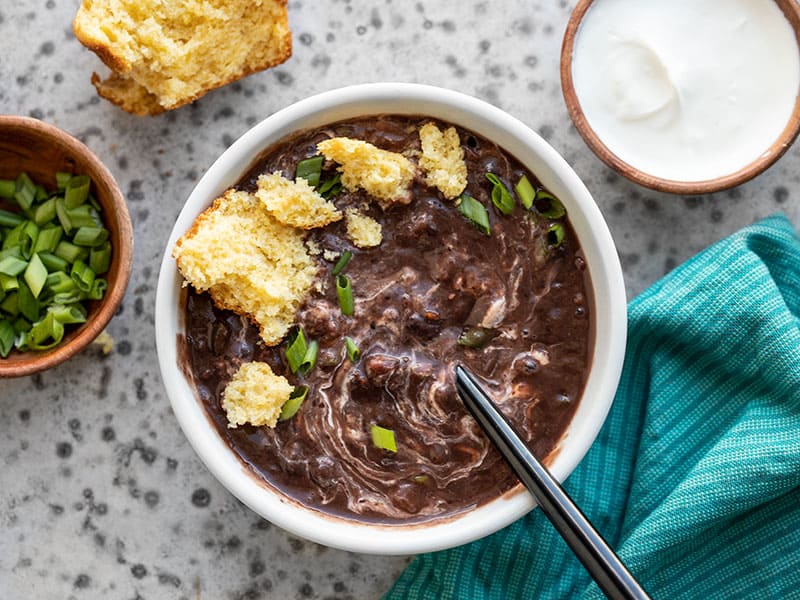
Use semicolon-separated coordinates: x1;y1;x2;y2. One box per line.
34;185;48;203
344;336;360;362
331;250;352;276
31;198;55;226
87;195;101;212
55;198;73;234
318;173;343;199
72;226;109;247
516;175;535;210
336;274;354;317
295;156;324;188
0;247;21;262
547;223;566;248
32;226;63;255
0;320;14;357
534;190;566;219
88;278;107;301
0;274;19;293
370;425;398;453
27;312;64;350
457;326;495;349
0;209;23;228
485;173;514;216
412;474;431;485
279;386;309;421
39;252;69;273
17;281;39;323
54;241;87;264
0;179;16;199
66;205;101;228
55;172;72;190
12;317;31;334
457;193;491;235
24;254;48;298
19;221;39;260
64;175;91;209
70;260;95;293
89;242;112;275
282;328;318;375
46;271;76;294
0;291;19;316
14;173;36;210
49;303;87;324
0;256;28;277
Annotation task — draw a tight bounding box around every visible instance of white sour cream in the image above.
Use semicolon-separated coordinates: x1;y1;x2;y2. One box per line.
571;0;800;182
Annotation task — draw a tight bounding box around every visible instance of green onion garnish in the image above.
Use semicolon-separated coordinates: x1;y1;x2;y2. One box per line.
457;326;495;349
336;275;354;317
0;209;24;228
0;179;16;199
534;190;566;219
371;425;398;453
14;173;36;210
295;156;324;188
24;253;47;298
547;223;566;248
458;193;491;235
279;386;309;421
331;250;352;276
0;320;14;357
285;327;318;375
0;171;109;357
345;336;360;362
318;173;343;199
516;175;535;210
64;175;91;209
485;173;514;216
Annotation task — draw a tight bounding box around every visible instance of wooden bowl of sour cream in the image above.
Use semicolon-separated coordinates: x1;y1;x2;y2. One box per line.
561;0;800;194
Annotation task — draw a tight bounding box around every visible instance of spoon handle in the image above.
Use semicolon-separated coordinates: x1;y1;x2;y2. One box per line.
455;365;651;600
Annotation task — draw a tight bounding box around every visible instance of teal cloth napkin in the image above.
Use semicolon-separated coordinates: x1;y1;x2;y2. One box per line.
385;214;800;599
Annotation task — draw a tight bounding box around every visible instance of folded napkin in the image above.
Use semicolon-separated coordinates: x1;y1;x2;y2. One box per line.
385;214;800;599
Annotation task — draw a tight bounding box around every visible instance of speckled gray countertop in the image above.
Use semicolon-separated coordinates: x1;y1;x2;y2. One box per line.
2;1;800;599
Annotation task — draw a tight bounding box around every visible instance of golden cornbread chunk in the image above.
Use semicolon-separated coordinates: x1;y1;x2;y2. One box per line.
418;123;468;199
317;137;416;205
222;362;293;428
172;189;317;345
256;172;342;229
73;0;292;115
345;208;382;248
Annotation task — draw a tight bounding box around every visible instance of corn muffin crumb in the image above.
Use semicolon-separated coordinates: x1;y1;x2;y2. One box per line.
418;123;468;199
317;137;415;205
222;362;293;428
345;209;382;248
256;172;342;229
172;189;317;345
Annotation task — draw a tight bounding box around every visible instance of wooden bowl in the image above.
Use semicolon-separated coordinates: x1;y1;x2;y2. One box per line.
561;0;800;194
0;116;133;377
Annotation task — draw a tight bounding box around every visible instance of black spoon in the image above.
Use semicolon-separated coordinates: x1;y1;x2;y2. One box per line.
455;365;651;600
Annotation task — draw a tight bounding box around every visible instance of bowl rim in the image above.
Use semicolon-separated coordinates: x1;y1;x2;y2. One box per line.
154;82;627;555
560;0;800;195
0;115;133;377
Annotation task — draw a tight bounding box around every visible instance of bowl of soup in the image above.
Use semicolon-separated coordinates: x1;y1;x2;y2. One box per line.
154;83;627;554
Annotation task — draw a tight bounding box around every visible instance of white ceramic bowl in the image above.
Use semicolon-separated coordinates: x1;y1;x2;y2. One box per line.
155;83;627;555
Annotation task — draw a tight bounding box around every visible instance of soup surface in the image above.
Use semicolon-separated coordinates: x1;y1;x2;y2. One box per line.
181;115;592;522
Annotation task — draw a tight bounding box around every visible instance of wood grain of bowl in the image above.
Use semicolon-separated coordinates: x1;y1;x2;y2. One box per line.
560;0;800;195
0;116;133;377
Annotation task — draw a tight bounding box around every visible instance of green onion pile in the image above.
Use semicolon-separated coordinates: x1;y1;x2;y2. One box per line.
0;171;111;357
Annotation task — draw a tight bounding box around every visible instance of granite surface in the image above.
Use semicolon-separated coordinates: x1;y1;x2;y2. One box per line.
2;1;800;599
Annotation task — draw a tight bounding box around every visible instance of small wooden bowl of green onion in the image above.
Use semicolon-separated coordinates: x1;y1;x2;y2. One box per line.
0;115;132;377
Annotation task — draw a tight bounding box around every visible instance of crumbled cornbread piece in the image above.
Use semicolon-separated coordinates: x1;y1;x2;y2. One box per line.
222;361;293;428
317;137;416;205
345;208;382;248
418;123;468;199
172;189;317;345
73;0;292;115
256;172;342;229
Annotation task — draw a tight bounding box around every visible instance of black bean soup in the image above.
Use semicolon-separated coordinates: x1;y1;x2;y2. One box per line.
181;116;592;523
